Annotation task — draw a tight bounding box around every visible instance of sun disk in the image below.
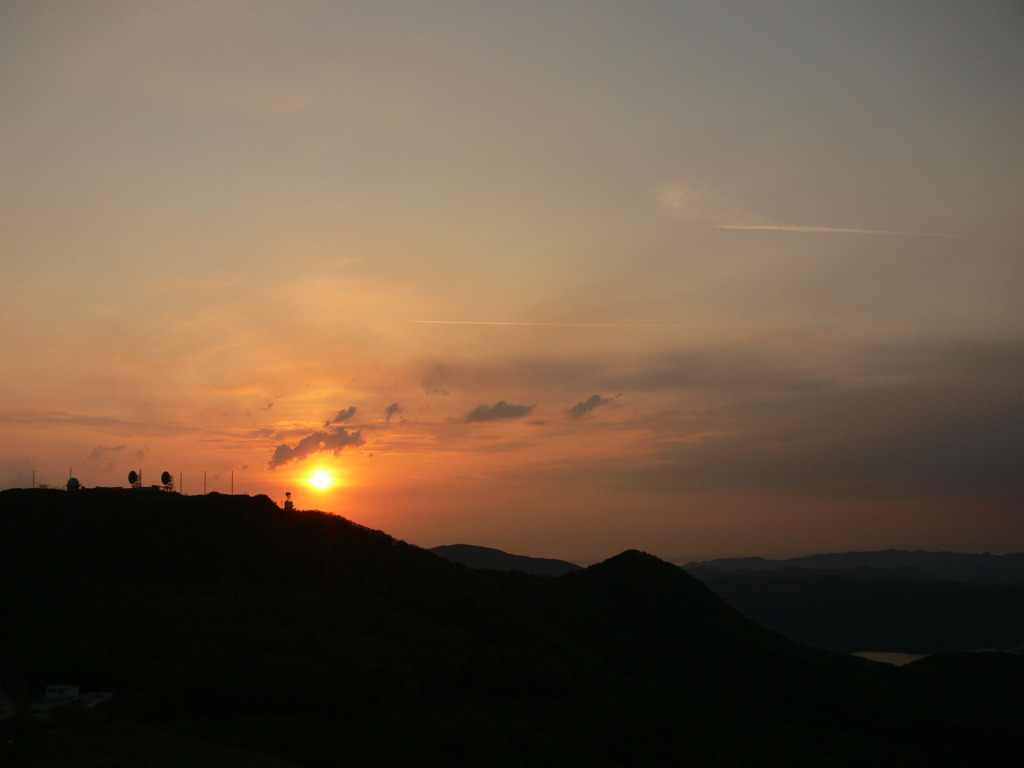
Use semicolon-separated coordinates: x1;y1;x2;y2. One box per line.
309;470;333;490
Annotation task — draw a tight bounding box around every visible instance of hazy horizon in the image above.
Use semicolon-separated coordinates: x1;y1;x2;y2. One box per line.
2;2;1022;564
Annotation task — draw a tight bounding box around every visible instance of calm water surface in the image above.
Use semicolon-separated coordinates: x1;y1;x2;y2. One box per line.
852;651;926;666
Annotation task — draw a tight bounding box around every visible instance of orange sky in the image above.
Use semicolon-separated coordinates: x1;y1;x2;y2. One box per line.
2;2;1022;563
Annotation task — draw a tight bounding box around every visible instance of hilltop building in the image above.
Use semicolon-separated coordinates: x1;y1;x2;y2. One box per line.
30;685;113;714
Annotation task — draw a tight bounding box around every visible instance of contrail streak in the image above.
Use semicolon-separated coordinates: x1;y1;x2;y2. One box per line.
412;320;714;328
717;224;958;237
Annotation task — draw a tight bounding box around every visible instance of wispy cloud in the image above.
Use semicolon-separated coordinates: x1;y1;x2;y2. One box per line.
413;321;710;328
464;400;535;423
384;402;403;422
85;445;126;470
656;178;959;238
566;394;617;420
656;179;739;224
268;426;364;468
716;223;959;238
324;406;357;426
0;409;198;435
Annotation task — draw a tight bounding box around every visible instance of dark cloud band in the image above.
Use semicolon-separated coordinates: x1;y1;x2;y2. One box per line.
465;400;535;423
566;394;615;420
269;428;363;468
324;407;357;426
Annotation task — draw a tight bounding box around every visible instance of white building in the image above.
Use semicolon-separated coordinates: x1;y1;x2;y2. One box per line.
44;685;79;700
31;685;81;713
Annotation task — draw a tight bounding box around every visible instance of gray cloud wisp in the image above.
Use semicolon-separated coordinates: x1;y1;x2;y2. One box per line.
464;400;535;423
324;406;357;426
566;394;616;420
269;427;363;468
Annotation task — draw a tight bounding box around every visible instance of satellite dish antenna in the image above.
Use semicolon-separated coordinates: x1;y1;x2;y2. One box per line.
128;470;139;487
161;471;172;485
67;477;80;491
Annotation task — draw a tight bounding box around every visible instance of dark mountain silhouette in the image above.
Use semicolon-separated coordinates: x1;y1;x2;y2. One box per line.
2;488;1023;766
701;571;1024;653
684;549;1024;584
684;552;1024;654
430;543;581;575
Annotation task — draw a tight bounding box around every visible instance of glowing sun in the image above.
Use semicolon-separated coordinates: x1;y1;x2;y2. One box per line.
309;470;333;490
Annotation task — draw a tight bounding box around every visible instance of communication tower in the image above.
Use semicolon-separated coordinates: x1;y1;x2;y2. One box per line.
283;491;294;511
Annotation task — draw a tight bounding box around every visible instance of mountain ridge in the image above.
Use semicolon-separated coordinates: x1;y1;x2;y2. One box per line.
679;548;1024;654
2;488;1023;766
430;543;581;575
429;542;1024;585
683;549;1024;584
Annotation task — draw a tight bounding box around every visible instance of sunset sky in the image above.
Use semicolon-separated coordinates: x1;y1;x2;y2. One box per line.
2;1;1022;563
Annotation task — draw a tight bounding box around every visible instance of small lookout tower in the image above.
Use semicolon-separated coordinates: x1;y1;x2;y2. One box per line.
283;491;294;511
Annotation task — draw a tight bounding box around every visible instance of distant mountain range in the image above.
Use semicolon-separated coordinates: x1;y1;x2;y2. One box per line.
682;549;1024;584
433;545;1024;585
2;488;1023;766
679;550;1024;654
435;543;1024;655
429;543;581;575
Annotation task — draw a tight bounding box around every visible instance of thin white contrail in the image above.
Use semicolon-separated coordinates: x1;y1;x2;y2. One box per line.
412;320;716;328
717;223;959;238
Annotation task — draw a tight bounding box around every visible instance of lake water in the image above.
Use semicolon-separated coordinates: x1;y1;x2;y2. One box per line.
851;651;927;666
